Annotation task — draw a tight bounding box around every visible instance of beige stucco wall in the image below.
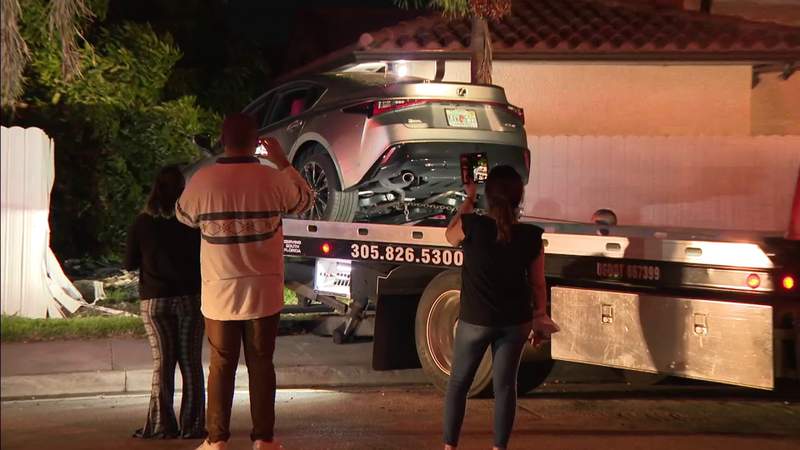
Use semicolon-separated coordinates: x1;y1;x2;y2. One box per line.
396;60;798;230
406;61;753;136
751;71;800;135
523;135;800;231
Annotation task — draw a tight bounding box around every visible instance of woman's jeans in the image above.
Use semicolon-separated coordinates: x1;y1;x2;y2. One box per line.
443;320;531;448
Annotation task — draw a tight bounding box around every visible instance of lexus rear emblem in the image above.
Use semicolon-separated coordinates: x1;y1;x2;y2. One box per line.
457;87;467;97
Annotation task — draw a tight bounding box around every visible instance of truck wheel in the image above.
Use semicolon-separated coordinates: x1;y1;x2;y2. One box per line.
295;146;358;222
517;346;555;394
415;270;493;397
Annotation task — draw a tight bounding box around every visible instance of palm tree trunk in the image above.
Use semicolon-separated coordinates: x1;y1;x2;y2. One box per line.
470;14;492;84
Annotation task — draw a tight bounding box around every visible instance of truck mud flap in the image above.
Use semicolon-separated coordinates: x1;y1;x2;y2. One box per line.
550;286;774;390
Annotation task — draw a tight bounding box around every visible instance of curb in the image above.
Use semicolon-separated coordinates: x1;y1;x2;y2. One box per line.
1;366;428;401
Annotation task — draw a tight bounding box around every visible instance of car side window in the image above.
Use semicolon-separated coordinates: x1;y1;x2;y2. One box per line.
266;84;325;126
244;92;276;129
268;88;311;125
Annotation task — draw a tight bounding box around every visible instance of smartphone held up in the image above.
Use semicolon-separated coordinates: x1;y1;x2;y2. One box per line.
256;138;270;157
460;153;489;185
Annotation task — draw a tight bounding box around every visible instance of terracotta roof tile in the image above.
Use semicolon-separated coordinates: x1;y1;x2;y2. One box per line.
355;0;800;61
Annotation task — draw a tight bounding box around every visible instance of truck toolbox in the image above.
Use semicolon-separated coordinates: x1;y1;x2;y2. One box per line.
551;286;775;390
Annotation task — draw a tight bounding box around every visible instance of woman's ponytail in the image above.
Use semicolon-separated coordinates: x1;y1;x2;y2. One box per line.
485;166;524;243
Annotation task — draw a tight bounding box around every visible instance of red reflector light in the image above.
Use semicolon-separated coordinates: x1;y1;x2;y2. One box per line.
507;104;525;124
380;145;398;166
321;243;332;255
783;275;795;290
746;273;761;289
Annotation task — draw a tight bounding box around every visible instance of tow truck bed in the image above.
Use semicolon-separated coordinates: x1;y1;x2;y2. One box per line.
282;218;799;391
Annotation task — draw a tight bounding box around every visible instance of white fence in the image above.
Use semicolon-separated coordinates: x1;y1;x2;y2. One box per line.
524;136;800;232
1;127;83;318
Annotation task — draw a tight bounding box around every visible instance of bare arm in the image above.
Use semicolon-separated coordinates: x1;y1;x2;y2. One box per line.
445;184;477;247
528;248;547;317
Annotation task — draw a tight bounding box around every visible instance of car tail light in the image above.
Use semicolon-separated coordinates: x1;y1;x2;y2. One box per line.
344;99;430;117
507;104;525;124
321;242;332;255
746;273;761;289
372;99;428;116
782;275;795;291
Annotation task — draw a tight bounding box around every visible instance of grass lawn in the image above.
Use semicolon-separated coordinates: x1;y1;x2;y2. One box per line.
1;315;145;343
1;287;305;343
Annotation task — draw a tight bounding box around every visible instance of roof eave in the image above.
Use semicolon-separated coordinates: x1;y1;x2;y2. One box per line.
352;49;800;65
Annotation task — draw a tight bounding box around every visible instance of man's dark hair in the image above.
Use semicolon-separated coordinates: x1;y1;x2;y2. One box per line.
144;164;185;217
222;113;258;150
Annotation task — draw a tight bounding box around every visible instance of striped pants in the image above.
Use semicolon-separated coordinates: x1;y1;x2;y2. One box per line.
135;295;205;439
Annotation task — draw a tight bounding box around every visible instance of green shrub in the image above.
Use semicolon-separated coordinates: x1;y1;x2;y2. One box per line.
2;0;220;259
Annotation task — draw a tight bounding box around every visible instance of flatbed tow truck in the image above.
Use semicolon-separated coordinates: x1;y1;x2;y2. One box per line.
281;177;800;396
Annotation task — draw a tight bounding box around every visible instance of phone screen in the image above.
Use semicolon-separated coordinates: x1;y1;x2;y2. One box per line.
255;138;269;156
460;153;488;184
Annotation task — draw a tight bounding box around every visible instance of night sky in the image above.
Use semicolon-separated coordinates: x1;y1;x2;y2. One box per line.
105;0;422;111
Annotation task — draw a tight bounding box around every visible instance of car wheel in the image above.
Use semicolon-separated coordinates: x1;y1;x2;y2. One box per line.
295;147;358;221
415;270;493;398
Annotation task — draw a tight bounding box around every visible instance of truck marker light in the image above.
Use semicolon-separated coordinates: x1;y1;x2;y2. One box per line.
782;275;795;290
321;242;332;255
746;273;761;289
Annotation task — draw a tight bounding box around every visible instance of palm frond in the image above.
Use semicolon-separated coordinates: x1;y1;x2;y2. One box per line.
1;0;29;107
48;0;95;81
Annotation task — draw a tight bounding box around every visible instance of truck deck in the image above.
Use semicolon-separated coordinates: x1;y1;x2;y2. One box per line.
282;217;798;393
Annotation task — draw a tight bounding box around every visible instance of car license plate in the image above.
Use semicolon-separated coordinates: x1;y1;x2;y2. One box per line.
445;109;478;128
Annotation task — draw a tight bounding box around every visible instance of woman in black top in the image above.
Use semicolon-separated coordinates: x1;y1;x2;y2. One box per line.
125;165;205;439
443;165;559;450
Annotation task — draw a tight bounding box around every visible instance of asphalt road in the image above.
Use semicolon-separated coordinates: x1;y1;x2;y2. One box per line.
2;385;799;450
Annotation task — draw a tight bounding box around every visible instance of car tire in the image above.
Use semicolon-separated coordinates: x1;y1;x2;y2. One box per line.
295;146;358;221
415;270;494;398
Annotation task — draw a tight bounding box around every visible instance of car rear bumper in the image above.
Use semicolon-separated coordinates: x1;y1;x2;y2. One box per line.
354;142;530;198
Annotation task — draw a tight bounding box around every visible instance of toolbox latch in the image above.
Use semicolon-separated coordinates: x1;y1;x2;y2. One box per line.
693;313;708;336
601;304;614;324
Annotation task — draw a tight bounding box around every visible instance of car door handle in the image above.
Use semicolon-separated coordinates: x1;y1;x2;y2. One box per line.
287;120;303;133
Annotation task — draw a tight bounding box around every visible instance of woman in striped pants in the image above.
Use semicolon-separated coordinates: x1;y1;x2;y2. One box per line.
125;165;205;439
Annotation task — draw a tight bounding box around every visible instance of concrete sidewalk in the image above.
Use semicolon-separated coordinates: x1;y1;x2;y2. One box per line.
0;335;427;399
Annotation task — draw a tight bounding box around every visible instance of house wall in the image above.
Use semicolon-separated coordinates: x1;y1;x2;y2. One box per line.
751;71;800;135
406;60;753;136
399;60;799;231
523;135;800;232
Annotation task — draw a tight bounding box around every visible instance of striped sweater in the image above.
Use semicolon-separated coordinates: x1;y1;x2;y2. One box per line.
177;156;313;320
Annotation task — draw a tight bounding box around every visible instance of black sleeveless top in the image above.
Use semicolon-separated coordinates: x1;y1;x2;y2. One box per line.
459;214;544;327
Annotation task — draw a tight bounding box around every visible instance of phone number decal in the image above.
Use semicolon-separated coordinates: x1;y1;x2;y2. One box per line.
350;243;463;267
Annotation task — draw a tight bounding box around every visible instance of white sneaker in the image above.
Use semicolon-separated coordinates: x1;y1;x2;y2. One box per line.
195;440;227;450
253;439;284;450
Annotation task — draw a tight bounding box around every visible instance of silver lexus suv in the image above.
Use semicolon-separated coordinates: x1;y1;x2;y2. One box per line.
243;72;530;222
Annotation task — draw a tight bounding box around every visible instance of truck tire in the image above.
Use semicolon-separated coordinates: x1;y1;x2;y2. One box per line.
415;270;494;397
517;348;555;395
295;146;358;222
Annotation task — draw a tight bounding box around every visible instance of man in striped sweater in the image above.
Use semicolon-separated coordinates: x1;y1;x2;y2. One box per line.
177;113;313;450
